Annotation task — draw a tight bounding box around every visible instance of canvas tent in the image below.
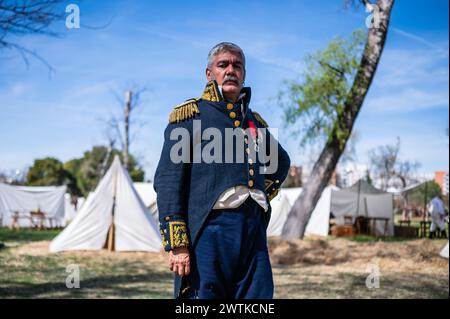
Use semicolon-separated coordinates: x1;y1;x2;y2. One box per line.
49;156;162;252
64;194;77;226
0;183;66;227
63;194;85;226
440;242;449;259
133;182;158;222
330;180;394;236
266;191;292;237
268;185;339;237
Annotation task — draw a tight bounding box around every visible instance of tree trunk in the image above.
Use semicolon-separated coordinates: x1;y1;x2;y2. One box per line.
282;0;395;239
123;90;132;171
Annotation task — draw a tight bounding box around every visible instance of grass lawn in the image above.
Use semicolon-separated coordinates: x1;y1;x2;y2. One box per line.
0;227;61;243
0;228;172;298
0;228;448;299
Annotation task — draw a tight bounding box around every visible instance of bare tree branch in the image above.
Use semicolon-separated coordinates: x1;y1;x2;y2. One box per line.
318;60;345;77
106;85;150;171
368;137;421;190
0;0;64;71
344;0;373;9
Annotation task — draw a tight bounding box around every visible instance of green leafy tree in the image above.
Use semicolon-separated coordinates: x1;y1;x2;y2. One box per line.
69;146;145;196
281;30;366;147
63;158;83;196
281;0;395;239
26;157;81;195
26;157;68;186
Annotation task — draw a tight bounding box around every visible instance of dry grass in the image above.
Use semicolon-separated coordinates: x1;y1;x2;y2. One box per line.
0;236;448;298
1;241;173;299
269;237;449;298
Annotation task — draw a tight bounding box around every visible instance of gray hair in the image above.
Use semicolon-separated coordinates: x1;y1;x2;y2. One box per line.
207;42;246;69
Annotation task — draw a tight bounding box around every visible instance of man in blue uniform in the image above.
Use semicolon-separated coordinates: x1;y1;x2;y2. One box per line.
154;42;291;299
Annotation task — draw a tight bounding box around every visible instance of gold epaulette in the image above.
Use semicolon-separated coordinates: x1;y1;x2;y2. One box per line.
252;111;269;128
168;98;200;123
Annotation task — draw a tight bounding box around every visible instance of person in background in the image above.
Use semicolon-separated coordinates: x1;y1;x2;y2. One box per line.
428;194;447;239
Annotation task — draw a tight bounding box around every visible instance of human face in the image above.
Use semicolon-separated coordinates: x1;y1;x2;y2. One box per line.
206;50;245;102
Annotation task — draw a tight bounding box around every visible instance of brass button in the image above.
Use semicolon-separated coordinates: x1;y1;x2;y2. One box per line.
229;111;236;119
248;180;254;188
249;169;255;176
246;147;250;154
248;158;254;164
234;120;241;127
227;103;233;110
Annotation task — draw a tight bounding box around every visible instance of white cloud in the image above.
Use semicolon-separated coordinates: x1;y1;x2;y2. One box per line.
10;82;29;97
366;88;449;113
376;48;449;88
357;132;449;174
391;27;445;50
364;45;449;114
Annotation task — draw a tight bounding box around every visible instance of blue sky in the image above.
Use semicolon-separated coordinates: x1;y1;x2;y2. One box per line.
0;0;448;181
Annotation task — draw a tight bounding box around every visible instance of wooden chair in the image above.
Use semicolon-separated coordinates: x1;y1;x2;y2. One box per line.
30;210;46;229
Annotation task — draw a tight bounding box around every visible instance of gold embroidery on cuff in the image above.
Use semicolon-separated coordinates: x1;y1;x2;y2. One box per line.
169;221;190;248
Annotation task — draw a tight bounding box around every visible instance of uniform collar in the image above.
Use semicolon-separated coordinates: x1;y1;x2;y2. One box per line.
201;80;251;106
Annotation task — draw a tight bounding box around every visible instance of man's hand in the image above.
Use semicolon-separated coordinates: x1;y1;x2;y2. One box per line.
168;247;190;276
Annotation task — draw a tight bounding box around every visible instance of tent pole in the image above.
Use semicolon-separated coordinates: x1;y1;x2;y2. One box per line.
107;223;115;251
107;161;118;252
356;179;362;217
423;181;428;221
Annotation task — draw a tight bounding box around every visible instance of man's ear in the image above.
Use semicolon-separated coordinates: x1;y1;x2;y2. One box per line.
206;68;212;81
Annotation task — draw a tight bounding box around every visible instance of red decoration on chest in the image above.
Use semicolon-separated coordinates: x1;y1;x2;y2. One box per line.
248;119;257;140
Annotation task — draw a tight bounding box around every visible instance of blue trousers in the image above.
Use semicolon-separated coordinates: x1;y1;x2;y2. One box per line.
183;197;273;299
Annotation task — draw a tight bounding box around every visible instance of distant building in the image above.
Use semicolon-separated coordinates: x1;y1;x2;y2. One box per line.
435;171;449;195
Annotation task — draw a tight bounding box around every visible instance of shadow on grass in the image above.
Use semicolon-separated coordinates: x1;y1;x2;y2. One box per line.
273;269;449;299
0;250;174;299
0;271;174;299
326;235;431;243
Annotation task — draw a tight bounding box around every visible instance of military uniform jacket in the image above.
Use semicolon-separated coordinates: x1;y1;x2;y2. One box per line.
154;81;290;295
153;81;291;296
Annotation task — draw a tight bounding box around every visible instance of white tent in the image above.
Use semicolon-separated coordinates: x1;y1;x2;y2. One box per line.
78;197;86;210
0;183;66;227
266;192;292;237
64;194;76;225
330;180;395;236
268;185;339;237
440;242;449;259
133;182;158;222
49;156;162;252
63;194;86;226
305;185;339;236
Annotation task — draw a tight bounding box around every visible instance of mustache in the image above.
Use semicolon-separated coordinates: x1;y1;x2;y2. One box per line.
223;75;239;85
